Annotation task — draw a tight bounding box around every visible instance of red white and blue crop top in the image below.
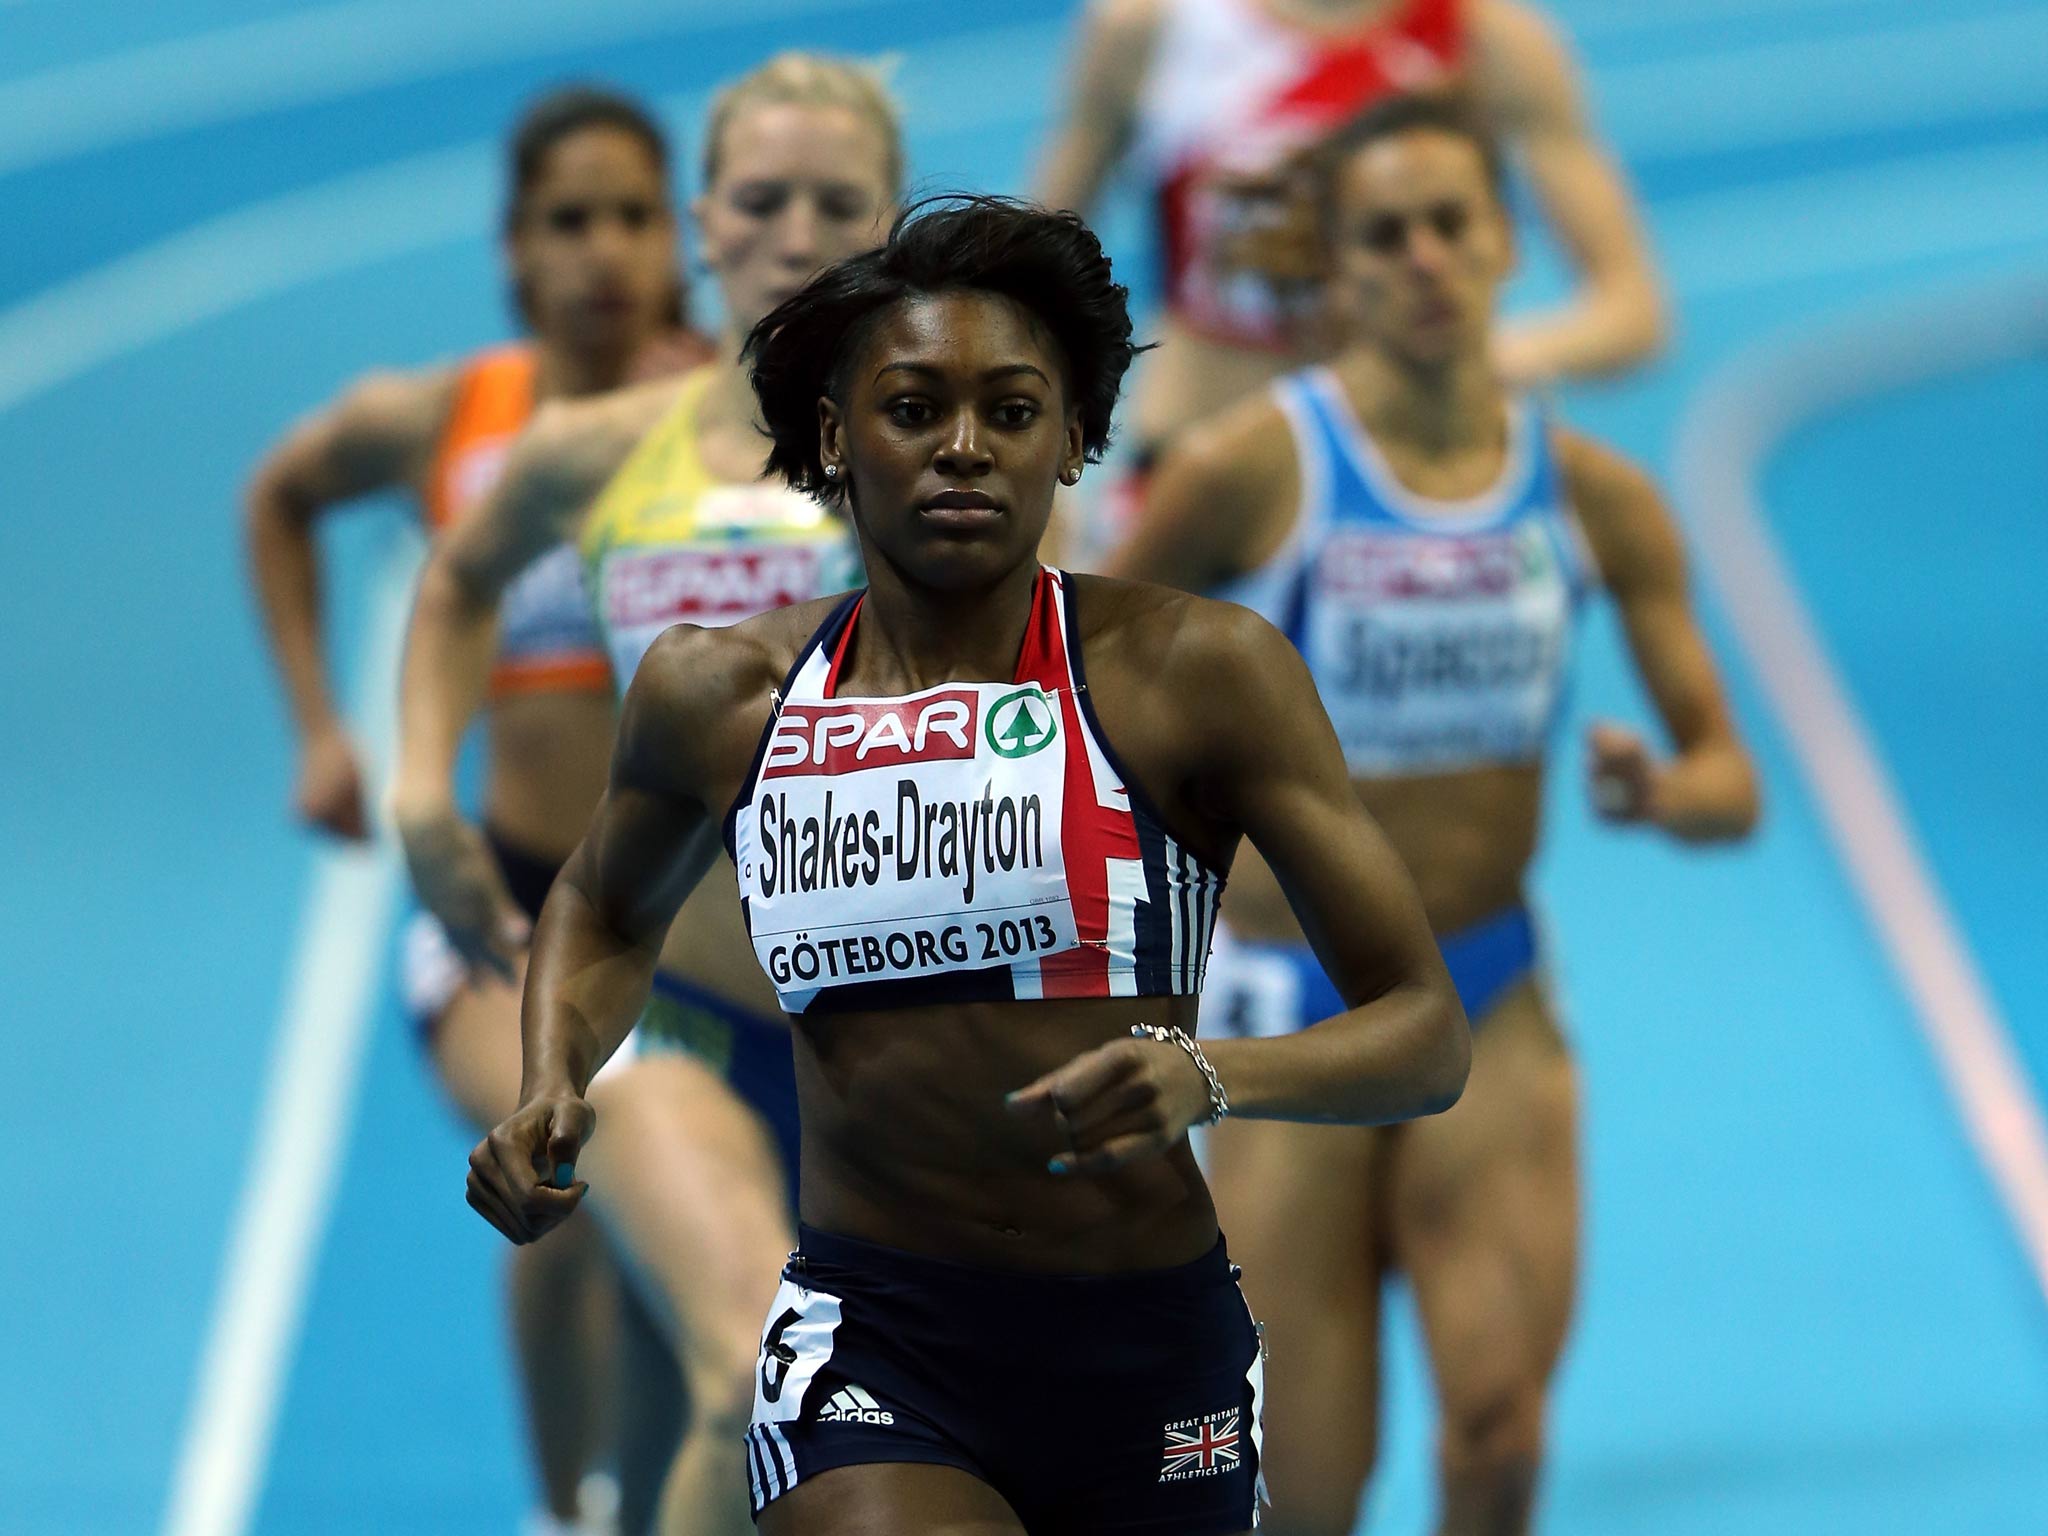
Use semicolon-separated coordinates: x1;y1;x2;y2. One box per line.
726;568;1226;1014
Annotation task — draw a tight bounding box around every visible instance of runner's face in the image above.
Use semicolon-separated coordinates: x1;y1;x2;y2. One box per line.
823;290;1085;592
510;126;678;349
697;103;895;335
1328;130;1510;368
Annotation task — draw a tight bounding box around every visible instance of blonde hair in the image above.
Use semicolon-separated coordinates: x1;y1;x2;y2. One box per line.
703;52;905;197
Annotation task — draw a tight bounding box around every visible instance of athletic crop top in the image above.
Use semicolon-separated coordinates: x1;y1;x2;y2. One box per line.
1219;368;1595;776
727;568;1226;1014
581;368;862;689
423;345;611;699
1132;0;1464;349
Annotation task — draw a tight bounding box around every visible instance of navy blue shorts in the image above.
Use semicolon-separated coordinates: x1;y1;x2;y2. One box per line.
639;972;801;1209
1209;904;1541;1039
745;1226;1266;1533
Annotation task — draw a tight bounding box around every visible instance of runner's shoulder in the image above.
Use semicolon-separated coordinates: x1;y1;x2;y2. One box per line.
625;595;851;772
1162;390;1297;498
1065;572;1300;695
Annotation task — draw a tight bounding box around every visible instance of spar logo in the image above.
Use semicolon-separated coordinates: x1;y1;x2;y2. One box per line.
605;545;823;627
984;687;1058;759
1317;530;1520;601
760;691;980;779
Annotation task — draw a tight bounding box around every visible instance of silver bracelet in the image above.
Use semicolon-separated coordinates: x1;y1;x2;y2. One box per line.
1131;1022;1230;1127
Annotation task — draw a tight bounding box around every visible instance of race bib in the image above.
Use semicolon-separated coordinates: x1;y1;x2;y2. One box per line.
1303;522;1574;774
734;682;1079;1010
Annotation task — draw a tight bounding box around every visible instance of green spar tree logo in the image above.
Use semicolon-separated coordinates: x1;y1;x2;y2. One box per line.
985;687;1058;758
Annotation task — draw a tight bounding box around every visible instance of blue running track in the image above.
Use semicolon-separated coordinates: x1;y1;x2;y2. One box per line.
4;2;2044;1531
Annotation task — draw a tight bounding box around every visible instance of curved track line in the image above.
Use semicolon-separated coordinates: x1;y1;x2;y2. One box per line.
1674;270;2048;1305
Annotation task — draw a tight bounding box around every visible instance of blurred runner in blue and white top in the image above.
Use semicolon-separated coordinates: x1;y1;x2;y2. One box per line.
1110;94;1758;1536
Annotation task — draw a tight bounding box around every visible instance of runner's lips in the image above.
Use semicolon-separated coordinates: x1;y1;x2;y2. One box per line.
917;490;1005;530
1413;295;1460;329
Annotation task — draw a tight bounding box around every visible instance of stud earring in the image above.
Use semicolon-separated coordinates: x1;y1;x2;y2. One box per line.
823;463;839;479
1060;467;1081;486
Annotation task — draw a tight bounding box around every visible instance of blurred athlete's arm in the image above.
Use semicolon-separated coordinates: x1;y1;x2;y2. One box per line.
392;375;680;972
1559;431;1759;842
1034;0;1165;214
1472;0;1667;384
467;625;754;1243
1101;395;1293;590
243;367;455;840
483;375;681;537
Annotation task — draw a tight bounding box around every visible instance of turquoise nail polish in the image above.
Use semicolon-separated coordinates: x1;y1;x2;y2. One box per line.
1048;1157;1069;1175
553;1162;575;1188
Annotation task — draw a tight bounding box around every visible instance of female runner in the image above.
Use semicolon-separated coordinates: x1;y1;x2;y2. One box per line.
1110;96;1760;1535
395;54;902;1536
462;194;1471;1536
1036;0;1665;550
242;86;708;1533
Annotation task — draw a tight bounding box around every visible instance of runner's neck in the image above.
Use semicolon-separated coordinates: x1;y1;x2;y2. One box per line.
839;559;1046;696
1333;346;1506;460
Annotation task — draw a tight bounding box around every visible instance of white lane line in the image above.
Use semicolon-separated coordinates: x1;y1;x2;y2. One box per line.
1673;270;2048;1302
0;17;1077;415
0;145;488;413
1565;0;1931;36
157;538;419;1536
0;0;884;179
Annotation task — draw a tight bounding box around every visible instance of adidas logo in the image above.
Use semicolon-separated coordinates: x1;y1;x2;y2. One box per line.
817;1384;894;1425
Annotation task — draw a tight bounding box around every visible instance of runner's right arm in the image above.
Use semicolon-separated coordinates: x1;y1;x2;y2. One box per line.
243;367;453;839
1034;0;1165;214
1102;396;1292;590
467;623;761;1244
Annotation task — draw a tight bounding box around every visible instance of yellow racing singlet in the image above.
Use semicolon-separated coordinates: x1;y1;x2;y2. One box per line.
580;368;862;689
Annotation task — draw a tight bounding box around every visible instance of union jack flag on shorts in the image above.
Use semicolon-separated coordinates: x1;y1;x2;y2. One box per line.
1162;1411;1241;1476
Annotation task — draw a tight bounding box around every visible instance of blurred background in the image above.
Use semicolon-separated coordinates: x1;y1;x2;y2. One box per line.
4;0;2045;1532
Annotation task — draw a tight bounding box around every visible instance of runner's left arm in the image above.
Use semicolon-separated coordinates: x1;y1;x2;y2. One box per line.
1193;605;1471;1123
1561;432;1761;842
1473;0;1667;383
1009;602;1468;1169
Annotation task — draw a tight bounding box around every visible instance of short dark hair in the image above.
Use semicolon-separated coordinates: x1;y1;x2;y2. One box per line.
743;194;1143;507
505;85;671;232
1312;90;1507;245
504;85;686;330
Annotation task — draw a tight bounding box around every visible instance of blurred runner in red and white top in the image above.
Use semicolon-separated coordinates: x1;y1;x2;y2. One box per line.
1036;0;1665;497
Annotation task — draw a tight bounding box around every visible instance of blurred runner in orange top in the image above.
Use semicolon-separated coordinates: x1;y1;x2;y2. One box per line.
241;85;708;1536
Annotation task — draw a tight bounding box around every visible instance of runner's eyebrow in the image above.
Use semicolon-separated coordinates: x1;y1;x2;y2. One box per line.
872;362;1053;386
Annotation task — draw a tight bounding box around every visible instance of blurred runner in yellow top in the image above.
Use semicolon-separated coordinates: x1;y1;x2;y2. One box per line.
395;54;903;1536
580;367;860;689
